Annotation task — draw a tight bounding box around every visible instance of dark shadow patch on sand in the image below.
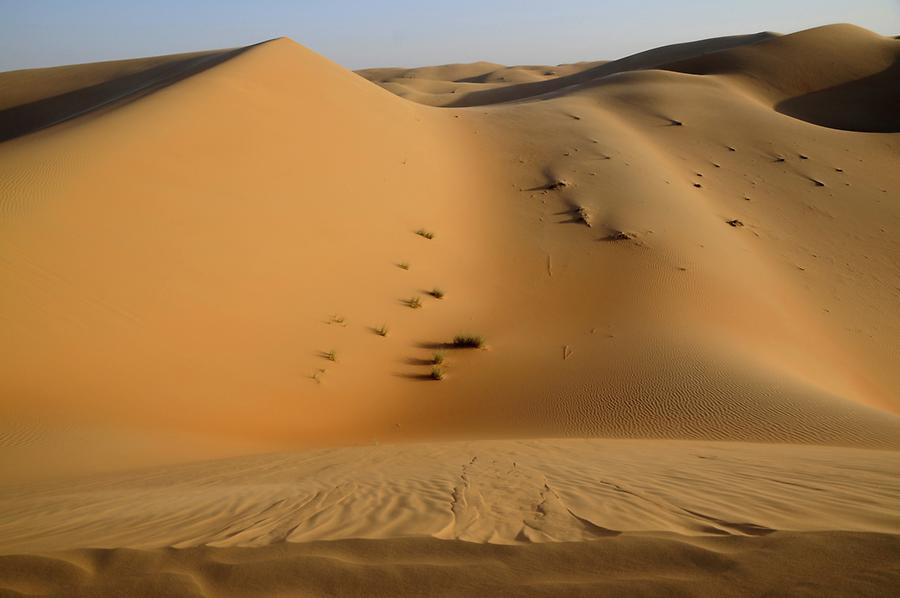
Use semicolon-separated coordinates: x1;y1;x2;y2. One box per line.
775;58;900;133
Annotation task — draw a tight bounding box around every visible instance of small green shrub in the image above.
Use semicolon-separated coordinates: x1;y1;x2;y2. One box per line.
432;352;444;365
430;366;445;380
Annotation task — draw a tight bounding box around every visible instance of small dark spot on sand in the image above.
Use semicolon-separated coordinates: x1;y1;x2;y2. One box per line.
603;231;633;241
726;219;744;227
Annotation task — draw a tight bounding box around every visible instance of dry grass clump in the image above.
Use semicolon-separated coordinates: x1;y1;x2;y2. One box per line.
453;335;484;348
415;229;434;240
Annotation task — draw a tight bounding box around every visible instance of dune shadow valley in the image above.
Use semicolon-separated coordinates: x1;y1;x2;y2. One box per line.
2;21;900;598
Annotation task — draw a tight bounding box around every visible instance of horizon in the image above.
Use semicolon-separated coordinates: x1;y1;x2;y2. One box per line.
1;0;898;73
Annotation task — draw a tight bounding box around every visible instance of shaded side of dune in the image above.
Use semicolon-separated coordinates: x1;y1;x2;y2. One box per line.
0;46;254;142
659;23;900;132
1;533;897;598
775;57;900;132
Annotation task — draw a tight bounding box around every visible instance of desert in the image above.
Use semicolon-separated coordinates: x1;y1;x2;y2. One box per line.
1;16;899;597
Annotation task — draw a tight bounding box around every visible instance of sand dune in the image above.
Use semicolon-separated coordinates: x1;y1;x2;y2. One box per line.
2;25;900;476
1;21;899;596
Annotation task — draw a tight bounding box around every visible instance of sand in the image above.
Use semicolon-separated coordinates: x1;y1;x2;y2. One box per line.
2;440;899;596
1;22;899;596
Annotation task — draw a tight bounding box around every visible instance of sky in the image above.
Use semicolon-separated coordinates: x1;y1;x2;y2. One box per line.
1;0;899;72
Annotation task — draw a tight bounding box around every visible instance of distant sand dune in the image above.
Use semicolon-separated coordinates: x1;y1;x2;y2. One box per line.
359;32;776;107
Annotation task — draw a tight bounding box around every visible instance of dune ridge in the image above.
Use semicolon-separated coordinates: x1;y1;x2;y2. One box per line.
0;45;256;142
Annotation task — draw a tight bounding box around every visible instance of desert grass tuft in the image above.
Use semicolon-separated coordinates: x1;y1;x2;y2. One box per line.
432;352;444;365
398;261;410;270
430;366;445;380
453;334;484;348
429;288;445;299
408;296;422;309
415;229;435;240
324;350;337;362
375;324;389;337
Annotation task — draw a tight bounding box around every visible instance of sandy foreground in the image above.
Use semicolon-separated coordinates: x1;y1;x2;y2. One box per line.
1;22;899;596
1;440;899;596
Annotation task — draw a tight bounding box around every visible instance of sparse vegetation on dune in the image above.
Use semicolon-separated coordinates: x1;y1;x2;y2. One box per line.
429;287;444;299
397;261;410;270
407;296;422;309
576;206;592;227
453;335;484;348
415;229;434;240
324;350;337;362
375;324;389;337
546;179;568;190
432;352;444;365
430;366;445;380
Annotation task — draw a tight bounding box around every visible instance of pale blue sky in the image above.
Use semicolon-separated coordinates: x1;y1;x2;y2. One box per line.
1;0;898;72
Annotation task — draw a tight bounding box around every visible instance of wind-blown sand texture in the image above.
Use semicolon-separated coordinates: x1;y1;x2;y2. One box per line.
1;22;899;596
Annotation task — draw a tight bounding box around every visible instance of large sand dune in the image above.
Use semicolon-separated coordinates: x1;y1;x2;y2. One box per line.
1;22;899;596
